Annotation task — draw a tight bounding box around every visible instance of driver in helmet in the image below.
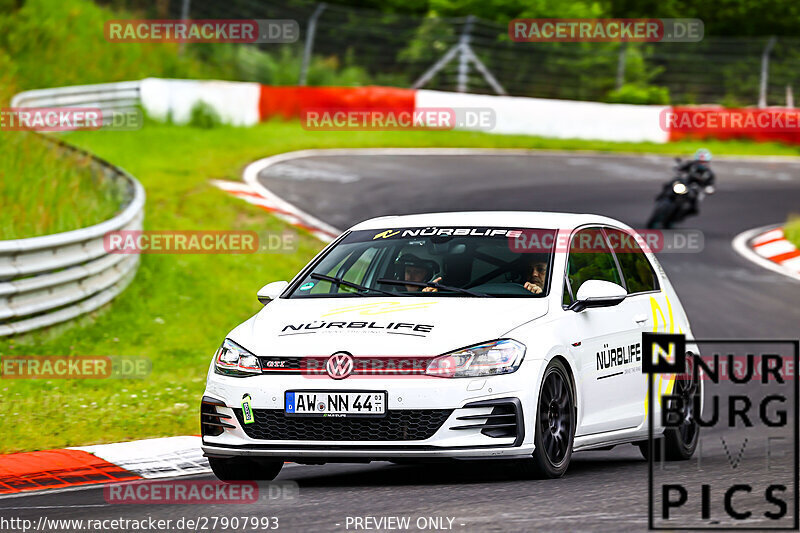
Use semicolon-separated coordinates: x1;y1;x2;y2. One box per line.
396;254;440;293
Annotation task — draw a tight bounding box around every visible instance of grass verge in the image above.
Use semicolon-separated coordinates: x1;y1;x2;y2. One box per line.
784;216;800;249
1;121;799;453
0;134;126;239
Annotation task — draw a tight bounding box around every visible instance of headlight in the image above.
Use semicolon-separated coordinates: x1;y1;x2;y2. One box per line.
214;339;261;376
425;339;526;378
672;182;688;195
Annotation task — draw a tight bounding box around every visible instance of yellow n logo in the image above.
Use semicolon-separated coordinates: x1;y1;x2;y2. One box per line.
373;230;400;240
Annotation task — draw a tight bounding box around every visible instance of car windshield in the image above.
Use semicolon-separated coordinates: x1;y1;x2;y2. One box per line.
288;227;556;298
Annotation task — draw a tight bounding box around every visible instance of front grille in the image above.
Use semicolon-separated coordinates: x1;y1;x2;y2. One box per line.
257;356;433;376
233;409;452;441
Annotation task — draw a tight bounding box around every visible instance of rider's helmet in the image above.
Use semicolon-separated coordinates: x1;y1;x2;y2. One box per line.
693;148;712;163
394;253;439;282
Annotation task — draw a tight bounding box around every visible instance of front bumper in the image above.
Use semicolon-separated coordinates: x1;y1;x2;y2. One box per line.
200;363;542;461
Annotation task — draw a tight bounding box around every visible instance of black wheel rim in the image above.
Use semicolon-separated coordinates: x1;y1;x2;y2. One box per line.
672;356;698;444
539;369;573;465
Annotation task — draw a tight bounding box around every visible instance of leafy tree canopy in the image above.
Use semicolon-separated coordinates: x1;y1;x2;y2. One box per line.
321;0;798;36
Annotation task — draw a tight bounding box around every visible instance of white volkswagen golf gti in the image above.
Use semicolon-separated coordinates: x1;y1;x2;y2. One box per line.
201;212;701;480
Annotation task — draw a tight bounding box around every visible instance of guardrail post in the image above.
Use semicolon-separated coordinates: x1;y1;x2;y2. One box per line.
758;36;776;108
299;3;327;86
178;0;191;55
456;16;475;93
616;43;627;90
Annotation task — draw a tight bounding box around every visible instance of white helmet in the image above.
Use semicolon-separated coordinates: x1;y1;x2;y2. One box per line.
694;148;712;162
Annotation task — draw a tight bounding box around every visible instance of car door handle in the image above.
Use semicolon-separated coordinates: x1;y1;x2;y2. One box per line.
634;314;649;324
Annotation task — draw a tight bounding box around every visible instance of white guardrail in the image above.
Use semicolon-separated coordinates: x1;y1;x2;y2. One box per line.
2;84;146;336
10;80;143;123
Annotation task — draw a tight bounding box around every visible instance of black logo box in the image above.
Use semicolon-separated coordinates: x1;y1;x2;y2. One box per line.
644;335;799;531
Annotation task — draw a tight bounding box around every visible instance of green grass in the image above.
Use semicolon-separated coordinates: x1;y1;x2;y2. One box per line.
0;133;127;239
785;216;800;249
2;121;800;453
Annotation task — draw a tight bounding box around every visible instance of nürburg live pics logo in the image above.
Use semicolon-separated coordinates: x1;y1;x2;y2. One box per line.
643;332;799;530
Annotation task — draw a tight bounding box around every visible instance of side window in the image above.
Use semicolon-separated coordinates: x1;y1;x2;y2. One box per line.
566;228;622;296
605;228;659;294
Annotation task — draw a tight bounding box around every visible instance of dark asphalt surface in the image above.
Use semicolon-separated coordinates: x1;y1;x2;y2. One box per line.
2;152;800;532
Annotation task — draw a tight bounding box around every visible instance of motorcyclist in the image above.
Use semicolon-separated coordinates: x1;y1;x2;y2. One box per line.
674;148;715;216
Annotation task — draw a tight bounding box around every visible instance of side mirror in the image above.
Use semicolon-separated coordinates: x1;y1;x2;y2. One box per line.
568;280;626;313
257;281;289;305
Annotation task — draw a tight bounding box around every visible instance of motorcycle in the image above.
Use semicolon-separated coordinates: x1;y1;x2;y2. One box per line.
646;158;715;229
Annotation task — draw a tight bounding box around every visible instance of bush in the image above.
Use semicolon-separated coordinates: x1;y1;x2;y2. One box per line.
607;83;671;105
606;44;670;105
0;0;231;91
188;101;223;129
216;44;372;87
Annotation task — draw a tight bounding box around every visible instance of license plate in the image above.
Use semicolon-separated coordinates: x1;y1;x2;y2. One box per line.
285;391;386;417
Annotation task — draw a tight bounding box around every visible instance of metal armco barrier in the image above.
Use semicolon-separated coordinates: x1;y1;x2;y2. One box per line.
10;81;142;125
0;138;145;336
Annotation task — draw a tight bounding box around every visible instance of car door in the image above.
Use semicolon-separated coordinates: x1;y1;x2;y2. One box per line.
604;227;662;427
564;227;644;436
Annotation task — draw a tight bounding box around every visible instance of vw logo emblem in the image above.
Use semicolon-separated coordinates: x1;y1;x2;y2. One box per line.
326;352;354;379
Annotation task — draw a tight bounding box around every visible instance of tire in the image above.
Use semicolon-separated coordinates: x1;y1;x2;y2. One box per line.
637;356;700;461
209;457;284;482
518;359;575;479
646;199;676;229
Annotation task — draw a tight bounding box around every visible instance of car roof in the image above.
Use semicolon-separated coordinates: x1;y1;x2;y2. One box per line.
348;211;631;232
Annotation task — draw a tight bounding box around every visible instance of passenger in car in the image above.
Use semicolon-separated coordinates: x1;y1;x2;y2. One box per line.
523;260;548;294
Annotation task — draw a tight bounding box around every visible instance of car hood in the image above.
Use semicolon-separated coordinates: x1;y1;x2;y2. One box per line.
229;297;548;357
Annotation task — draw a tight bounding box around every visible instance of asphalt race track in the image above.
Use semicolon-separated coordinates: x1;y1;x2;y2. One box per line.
3;152;800;531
